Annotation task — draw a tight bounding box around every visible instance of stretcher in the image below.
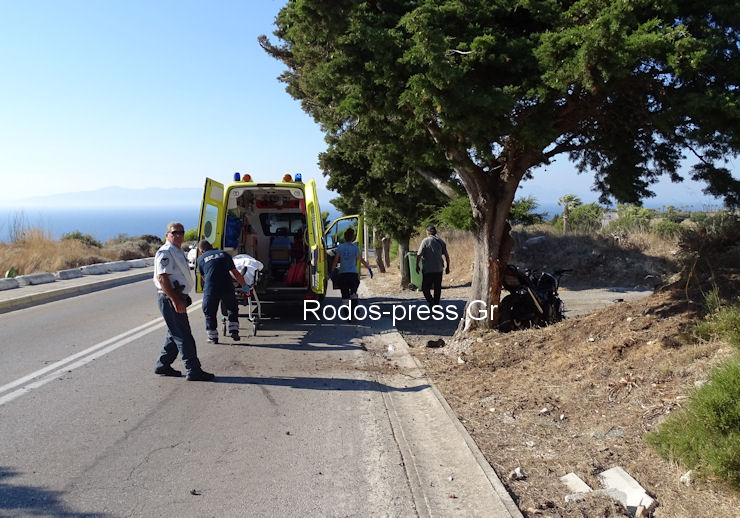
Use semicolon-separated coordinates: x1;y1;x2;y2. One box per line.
221;254;263;338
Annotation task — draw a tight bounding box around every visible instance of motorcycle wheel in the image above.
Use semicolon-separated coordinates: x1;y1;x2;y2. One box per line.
498;294;522;332
544;296;565;324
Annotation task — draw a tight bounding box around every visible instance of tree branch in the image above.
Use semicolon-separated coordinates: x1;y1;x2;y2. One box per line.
414;168;460;200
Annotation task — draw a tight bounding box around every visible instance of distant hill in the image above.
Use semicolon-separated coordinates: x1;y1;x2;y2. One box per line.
9;185;341;214
9;186;203;208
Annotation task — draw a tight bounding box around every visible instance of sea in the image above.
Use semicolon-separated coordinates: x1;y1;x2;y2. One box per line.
0;206;200;242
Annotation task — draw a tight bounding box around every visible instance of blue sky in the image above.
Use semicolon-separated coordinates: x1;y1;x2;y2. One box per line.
0;0;734;211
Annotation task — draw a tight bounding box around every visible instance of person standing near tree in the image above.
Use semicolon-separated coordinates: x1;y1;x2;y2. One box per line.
196;239;248;344
153;222;214;382
415;225;450;308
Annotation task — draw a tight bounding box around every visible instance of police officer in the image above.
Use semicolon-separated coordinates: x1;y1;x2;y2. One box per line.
196;239;247;343
153;222;214;381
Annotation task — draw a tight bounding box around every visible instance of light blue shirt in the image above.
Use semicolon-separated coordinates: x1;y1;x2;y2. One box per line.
336;242;359;274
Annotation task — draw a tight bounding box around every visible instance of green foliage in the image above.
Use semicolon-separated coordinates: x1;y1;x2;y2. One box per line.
693;292;740;349
263;0;740;210
438;197;473;231
184;228;198;242
662;206;688;224
606;204;656;233
509;197;546;226
61;231;102;248
263;0;740;308
437;196;545;230
690;212;710;225
5;266;22;278
652;220;685;239
558;195;582;212
566;203;604;234
645;360;740;488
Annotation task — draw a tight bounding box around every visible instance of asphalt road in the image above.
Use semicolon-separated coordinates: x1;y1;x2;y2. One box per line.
0;277;520;517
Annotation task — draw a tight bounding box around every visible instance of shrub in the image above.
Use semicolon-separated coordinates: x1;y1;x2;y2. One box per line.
61;231;102;248
606;204;656;233
552;203;604;234
437;197;473;231
693;294;740;350
568;203;604;233
646;360;740;489
184;228;199;242
509;197;546;226
652;220;684;239
662;205;689;223
438;196;547;231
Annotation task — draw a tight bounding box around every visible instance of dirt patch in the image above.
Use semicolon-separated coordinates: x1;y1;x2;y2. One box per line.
365;268;740;518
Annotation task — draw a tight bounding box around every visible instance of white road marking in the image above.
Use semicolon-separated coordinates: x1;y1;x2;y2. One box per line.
0;302;202;407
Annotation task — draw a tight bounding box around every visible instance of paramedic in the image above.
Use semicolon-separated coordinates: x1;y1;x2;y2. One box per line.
331;227;373;307
197;239;248;343
415;225;451;308
154;222;214;382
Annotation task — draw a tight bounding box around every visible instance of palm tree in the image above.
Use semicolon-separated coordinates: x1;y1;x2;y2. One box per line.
558;194;582;234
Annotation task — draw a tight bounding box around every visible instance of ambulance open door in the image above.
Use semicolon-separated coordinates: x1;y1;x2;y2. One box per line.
324;215;363;276
304;179;324;296
195;178;225;293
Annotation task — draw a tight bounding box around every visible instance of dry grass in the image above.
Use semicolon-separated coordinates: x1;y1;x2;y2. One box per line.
371;224;740;517
0;226;155;276
408;227;679;292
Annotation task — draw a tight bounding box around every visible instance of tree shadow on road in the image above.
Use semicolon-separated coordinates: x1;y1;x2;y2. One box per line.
0;466;109;517
212;375;429;392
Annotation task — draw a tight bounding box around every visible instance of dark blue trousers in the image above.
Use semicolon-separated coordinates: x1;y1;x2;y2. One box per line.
156;293;202;373
202;289;239;334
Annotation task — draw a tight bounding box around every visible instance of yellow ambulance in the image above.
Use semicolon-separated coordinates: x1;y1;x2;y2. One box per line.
196;173;361;302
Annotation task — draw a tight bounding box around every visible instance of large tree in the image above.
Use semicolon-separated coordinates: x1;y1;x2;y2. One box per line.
262;0;740;330
321;129;450;285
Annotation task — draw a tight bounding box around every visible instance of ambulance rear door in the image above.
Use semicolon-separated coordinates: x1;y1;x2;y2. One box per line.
195;178;225;293
324;215;363;273
304;179;325;297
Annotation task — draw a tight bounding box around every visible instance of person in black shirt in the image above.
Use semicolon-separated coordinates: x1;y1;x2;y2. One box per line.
196;240;247;343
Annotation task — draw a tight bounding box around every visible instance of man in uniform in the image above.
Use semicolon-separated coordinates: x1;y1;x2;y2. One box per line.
196;239;248;343
415;225;451;308
153;222;214;382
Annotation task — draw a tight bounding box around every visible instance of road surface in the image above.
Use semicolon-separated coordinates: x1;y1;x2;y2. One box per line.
0;277;520;517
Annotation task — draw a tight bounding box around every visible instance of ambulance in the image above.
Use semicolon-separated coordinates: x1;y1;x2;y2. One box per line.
195;173;361;302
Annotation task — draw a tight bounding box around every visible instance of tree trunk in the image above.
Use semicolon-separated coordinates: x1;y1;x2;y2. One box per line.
459;193;514;333
397;238;411;288
382;236;390;267
424;121;535;333
373;228;385;272
374;247;386;272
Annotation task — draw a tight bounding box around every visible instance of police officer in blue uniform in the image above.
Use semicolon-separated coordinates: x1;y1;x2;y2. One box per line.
153;222;214;381
196;239;247;343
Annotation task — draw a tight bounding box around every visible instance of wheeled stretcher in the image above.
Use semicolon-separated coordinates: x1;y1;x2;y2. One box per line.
221;254;263;338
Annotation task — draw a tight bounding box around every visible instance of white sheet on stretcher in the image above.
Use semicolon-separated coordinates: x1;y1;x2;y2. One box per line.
233;254;264;287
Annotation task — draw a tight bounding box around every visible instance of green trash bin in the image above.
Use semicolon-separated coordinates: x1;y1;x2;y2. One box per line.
407;252;423;290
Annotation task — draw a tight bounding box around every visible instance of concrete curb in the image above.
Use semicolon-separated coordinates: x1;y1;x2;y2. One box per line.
55;269;84;280
409;351;524;518
386;329;524;518
0;269;153;312
0;278;20;290
14;273;56;286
